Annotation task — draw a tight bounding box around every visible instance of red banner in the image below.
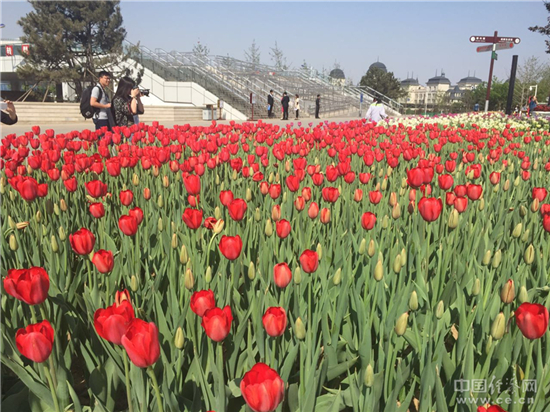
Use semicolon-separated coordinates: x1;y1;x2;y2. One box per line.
5;45;14;56
21;44;30;54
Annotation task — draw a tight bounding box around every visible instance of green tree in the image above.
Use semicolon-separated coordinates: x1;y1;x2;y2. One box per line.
359;67;407;101
269;42;288;71
529;2;550;54
244;39;261;70
17;1;140;100
462;78;509;111
192;40;210;58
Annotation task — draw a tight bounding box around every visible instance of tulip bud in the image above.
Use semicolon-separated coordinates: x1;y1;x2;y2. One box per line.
158;217;163;232
171;221;177;234
282;192;287;204
485;336;493;354
130;275;139;292
9;191;16;202
400;248;407;266
518;286;529;303
394;312;409;336
8;216;15;229
393;254;402;274
399;187;407;197
409;291;419;311
171;233;178;249
333;268;342;285
51;235;59;253
60;199;68;212
448;209;459;229
54;203;60;216
482;250;491;266
435;301;444;319
132;173;140;186
268;172;274;184
161;175;169;188
472;278;481;296
478;198;485;211
316;243;323;260
381;179;388;191
519;205;527;217
500;279;515;304
245;188;252;202
295;317;306;340
216;175;220;186
503;179;510;191
493;184;499;193
513;176;520;187
45;200;54;215
368;240;376;257
248;262;255;280
531;198;540;213
524;244;535;265
231;169;238;180
358;238;367;255
364;364;374;387
180;245;188;264
378;168;384;178
392;203;401;219
293;267;302;285
58;226;66;241
174;327;185;350
401;178;408;189
491;249;501;268
184;268;194;290
389;192;397;207
213;219;224;234
210;206;220;220
16;221;29;230
381;215;389;229
265;219;273;237
271;205;281;221
205;266;212;283
374;260;384;281
490;312;506;340
512;223;522;238
9;234;17;251
143;188;151;200
254;208;261;222
157;195;163;208
521;229;530;243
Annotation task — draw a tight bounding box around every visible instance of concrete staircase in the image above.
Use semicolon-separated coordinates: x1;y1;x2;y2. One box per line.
10;102;203;124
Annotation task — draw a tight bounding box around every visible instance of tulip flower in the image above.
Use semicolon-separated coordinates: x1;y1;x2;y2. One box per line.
453;197;468;213
190;289;216;317
69;228;96;255
94;300;135;345
228;199;247;221
321;187;339;203
532;187;548;202
294;196;305;211
466;184;483;201
219;190;234;207
275;219;291;239
240;363;285;412
18;177;39;202
361;212;376;230
118;215;138;236
89;202;105;219
320;208;331;224
182;208;203;230
15;320;55;363
3;267;49;305
285;175;300;192
489;172;500;185
129;207;144;225
299;250;319;273
218;235;243;260
515;302;549;340
437;174;454;191
63;177;77;192
85;180;108;198
418;197;443;222
183;174;201;195
201;306;233;342
477;404;507;412
369;191;382;204
262;307;287;337
119;190;134;206
273;263;292;288
121;319;160;367
92;250;114;274
308;202;319;219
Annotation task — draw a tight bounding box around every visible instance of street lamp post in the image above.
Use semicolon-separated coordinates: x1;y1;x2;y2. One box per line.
529;85;538;99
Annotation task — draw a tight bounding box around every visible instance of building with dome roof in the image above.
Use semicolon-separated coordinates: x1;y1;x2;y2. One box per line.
329;68;346;86
400;75;426;106
457;74;482;90
369;61;387;73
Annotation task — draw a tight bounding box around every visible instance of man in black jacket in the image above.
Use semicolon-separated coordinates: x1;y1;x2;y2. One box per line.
315;94;321;118
267;90;274;118
281;92;290;120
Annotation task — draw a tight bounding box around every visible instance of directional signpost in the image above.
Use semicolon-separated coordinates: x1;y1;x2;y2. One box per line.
470;31;521;112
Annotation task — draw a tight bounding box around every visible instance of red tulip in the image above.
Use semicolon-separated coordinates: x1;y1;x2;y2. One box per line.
92;250;114;274
18;178;38;201
143;188;151;200
89;203;105;219
454;185;467;197
3;267;49;305
361;212;376;230
37;183;48;198
445;192;456;206
353;189;363;202
183;174;201;195
489;172;501;185
320;207;331;224
437;174;454;191
307;202;319;219
218;235;243;260
418;197;443;222
219;190;234;207
15;320;55;363
115;289;132;307
466;184;483;201
454;196;468;213
477;405;507;412
299;250;319;273
121;319;160;367
407;167;425;189
63;177;77;192
240;363;285;412
532;187;548;202
269;184;281;199
543;215;550;233
204;217;218;230
262;307;287;337
69;228;96;255
294;196;305;211
321;187;339;203
129;207;144;225
119;190;134;206
85;180;108;198
369;191;382;204
228;199;247;221
118;215;138;236
201;306;233;342
276;219;291;239
302;187;312;201
94;300;135;345
273;262;292;288
182;208;203;230
190;290;216;317
285;175;300;192
515;302;549;340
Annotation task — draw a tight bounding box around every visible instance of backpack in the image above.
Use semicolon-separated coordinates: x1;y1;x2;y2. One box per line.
80;85;102;119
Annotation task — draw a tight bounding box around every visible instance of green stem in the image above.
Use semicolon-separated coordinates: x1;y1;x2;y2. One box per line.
147;366;164;412
122;349;135;412
43;364;61;412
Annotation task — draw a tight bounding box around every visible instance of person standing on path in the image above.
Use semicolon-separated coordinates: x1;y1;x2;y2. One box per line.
281;92;290;120
90;71;115;131
294;94;300;120
315;94;321;119
267;90;274;118
365;97;387;122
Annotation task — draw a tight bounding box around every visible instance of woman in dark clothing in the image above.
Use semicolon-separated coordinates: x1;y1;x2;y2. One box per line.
111;77;143;127
1;100;18;125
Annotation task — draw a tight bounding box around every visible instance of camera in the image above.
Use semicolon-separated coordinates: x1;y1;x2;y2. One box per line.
132;86;150;97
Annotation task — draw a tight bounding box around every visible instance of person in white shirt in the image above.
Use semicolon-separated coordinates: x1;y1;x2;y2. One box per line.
365;97;387;122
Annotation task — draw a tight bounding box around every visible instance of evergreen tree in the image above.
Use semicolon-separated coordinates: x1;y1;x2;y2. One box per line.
244;39;261;70
17;1;140;100
269;42;288;71
192;40;210;58
359;67;407;101
529;2;550;54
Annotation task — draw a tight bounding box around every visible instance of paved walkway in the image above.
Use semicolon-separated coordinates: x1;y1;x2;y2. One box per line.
2;116;367;137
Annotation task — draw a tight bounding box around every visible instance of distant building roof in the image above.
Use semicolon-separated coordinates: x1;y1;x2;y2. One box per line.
458;76;482;85
369;62;387;72
329;68;345;79
427;72;451;85
401;78;419;86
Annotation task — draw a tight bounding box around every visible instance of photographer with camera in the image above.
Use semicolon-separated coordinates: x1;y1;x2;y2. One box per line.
111;76;146;127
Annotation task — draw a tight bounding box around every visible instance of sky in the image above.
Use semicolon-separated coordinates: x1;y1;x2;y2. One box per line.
1;1;549;85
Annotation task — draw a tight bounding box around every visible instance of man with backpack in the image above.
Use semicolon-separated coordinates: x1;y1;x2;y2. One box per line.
89;71;114;131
